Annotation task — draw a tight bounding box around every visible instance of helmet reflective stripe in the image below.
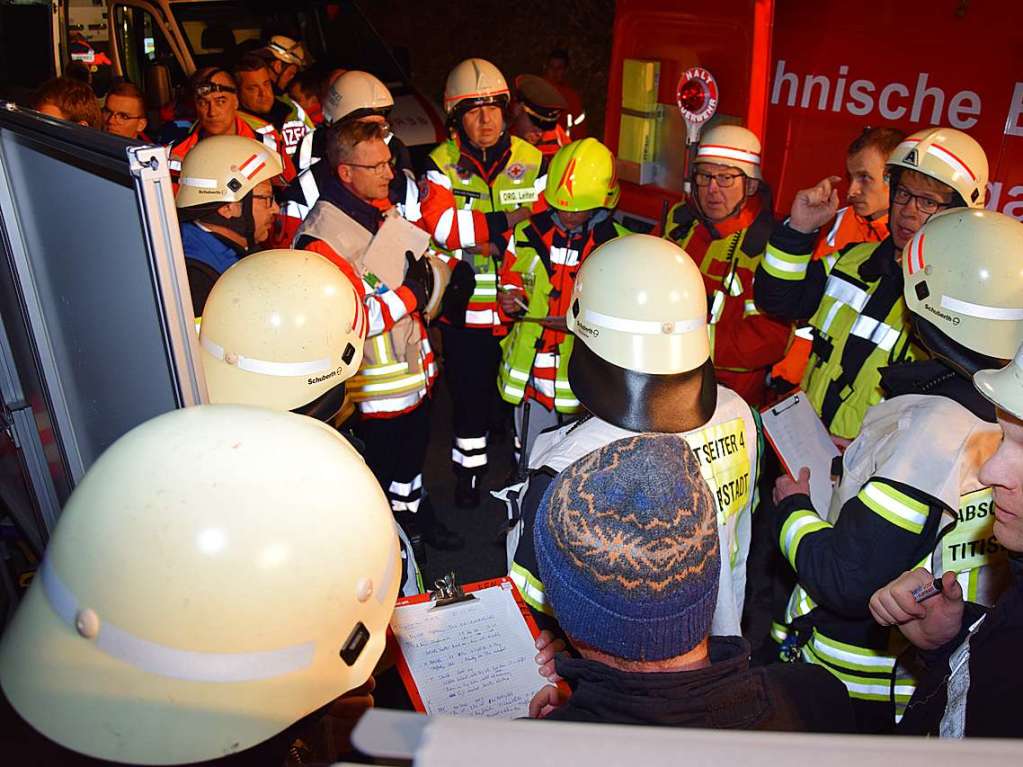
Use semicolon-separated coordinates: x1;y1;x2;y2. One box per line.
582;308;705;336
895;139;976;182
200;335;333;377
696;144;761;166
40;556;316;682
179;176;218;189
940;295;1023;321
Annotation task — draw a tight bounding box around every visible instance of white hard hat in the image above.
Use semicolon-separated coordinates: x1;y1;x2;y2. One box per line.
0;405;400;765
975;341;1023;421
323;70;394;126
176;134;283;209
200;249;365;412
422;253;452;322
264;34;310;68
888;127;989;208
695;124;763;180
566;234;716;432
903;209;1023;363
443;58;510;115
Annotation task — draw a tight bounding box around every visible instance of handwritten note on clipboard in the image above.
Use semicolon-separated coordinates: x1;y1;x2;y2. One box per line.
760;391;840;513
388;577;563;718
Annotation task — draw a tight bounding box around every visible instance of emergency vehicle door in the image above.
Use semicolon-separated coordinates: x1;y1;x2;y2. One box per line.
605;0;774;228
0;105;205;547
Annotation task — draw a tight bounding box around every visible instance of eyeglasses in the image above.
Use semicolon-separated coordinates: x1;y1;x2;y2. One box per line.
102;107;144;122
250;193;277;209
892;185;952;215
693;171;745;188
341;156;396;175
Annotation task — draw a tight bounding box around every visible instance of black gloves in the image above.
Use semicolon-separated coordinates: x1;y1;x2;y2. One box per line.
401;250;433;312
439;259;476;326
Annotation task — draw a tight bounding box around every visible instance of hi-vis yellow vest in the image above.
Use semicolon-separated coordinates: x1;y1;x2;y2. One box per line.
801;242;924;440
295;202;431;415
428;137;544;327
497;247;577;413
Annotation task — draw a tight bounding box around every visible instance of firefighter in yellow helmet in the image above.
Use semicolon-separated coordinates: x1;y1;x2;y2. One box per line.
756;127;990;442
0;405;400;764
663;124;791;407
771;209;1023;734
503;235;762;648
495;138;629;480
424;58;544;507
175;134;283;314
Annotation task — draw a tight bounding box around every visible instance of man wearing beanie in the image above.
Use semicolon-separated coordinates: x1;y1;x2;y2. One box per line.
531;434;853;731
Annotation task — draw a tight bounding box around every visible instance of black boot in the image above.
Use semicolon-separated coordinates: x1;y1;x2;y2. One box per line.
419;496;465;551
454;472;481;509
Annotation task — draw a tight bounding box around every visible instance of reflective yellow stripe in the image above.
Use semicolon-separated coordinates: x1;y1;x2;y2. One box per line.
509;562;552;615
859;481;928;534
803;642;906;703
810;630;897;673
770;621;789;645
763;244;810;280
784;584;817;623
779;509;831;569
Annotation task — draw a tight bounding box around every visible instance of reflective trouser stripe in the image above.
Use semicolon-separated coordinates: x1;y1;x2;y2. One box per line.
509;562;552;615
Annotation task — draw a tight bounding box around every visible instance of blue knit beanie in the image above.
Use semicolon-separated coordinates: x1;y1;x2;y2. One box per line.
534;433;719;661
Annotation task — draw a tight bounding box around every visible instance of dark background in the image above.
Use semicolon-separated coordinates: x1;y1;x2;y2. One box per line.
361;0;617;140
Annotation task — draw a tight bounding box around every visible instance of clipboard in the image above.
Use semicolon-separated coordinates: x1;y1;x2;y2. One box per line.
388;574;569;718
760;391;840;513
362;213;432;288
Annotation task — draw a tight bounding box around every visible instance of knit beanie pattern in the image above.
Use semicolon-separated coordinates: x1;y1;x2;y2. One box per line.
534;433;720;661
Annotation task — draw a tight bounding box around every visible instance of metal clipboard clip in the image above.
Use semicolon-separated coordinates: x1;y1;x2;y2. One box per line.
429;572;477;610
770;394;802;416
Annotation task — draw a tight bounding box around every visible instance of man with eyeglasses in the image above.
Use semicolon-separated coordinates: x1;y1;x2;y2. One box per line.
755;127;989;444
295;120;465;564
168;68;295;186
663;124;791;407
173;135;283;315
101;81;149;141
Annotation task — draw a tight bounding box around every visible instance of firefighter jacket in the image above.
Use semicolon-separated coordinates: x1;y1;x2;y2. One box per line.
773;361;1006;724
294;176;437;419
898;555;1023;738
535;124;570;159
502;387;762;638
664;194;791;407
496;210;629;413
168;112;297;183
813;207;889;260
755;226;926;440
257;94;313;158
425;131;546;331
773;209;890;387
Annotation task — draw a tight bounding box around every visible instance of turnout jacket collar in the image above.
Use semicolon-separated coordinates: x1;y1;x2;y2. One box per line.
880;359;997;423
453;127;513;183
857;236;899;282
549;637;772;727
668;187;774;252
317;177;393;235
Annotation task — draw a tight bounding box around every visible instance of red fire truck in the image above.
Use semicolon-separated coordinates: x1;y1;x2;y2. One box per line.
605;0;1023;229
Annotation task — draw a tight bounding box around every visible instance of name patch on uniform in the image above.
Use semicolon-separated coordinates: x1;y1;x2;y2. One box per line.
684;417;752;566
499;188;540;205
943;488;1007;573
453;189;483;200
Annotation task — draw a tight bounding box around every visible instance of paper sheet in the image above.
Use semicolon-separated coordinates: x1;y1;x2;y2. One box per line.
362;214;431;288
389;581;543;718
761;391;840;514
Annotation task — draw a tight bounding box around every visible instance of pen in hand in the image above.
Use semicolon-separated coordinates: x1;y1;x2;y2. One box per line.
911;578;944;603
